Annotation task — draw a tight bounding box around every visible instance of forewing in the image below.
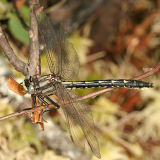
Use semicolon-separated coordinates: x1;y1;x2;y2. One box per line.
39;16;79;80
55;83;101;158
61;40;79;80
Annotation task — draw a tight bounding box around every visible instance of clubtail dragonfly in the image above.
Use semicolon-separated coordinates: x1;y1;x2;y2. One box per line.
23;12;152;158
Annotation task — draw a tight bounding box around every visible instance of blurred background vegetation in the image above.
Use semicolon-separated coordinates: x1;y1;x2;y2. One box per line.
0;0;160;160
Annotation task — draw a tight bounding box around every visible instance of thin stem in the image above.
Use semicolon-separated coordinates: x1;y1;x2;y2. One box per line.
28;0;41;76
0;26;28;75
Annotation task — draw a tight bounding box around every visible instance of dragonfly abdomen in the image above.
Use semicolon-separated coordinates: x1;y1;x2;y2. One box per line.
63;80;153;89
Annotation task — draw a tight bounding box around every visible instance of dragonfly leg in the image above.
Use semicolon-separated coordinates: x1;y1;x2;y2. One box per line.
32;94;37;108
44;96;60;109
37;95;50;119
37;95;60;115
37;95;49;107
41;96;60;114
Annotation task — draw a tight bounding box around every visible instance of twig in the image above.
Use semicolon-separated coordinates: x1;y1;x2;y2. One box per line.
0;0;41;118
133;62;160;80
0;0;41;76
28;0;41;76
0;26;28;75
0;108;32;121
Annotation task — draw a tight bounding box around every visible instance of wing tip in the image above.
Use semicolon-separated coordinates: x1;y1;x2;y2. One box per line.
90;141;101;158
94;151;101;159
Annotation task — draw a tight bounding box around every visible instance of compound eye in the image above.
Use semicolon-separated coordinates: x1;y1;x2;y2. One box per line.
24;76;32;89
24;79;30;89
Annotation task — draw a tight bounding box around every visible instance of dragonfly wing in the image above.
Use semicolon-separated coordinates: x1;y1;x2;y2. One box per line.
63;105;85;150
39;16;79;80
55;83;101;158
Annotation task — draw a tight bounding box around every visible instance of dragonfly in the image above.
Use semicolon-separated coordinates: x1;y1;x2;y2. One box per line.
22;13;153;158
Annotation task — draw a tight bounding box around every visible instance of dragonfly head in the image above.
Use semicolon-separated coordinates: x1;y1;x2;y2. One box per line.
22;76;35;94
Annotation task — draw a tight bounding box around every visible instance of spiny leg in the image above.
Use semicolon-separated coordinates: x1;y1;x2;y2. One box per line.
37;95;49;121
32;94;37;108
37;95;60;115
37;95;49;107
45;96;60;109
42;96;60;114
